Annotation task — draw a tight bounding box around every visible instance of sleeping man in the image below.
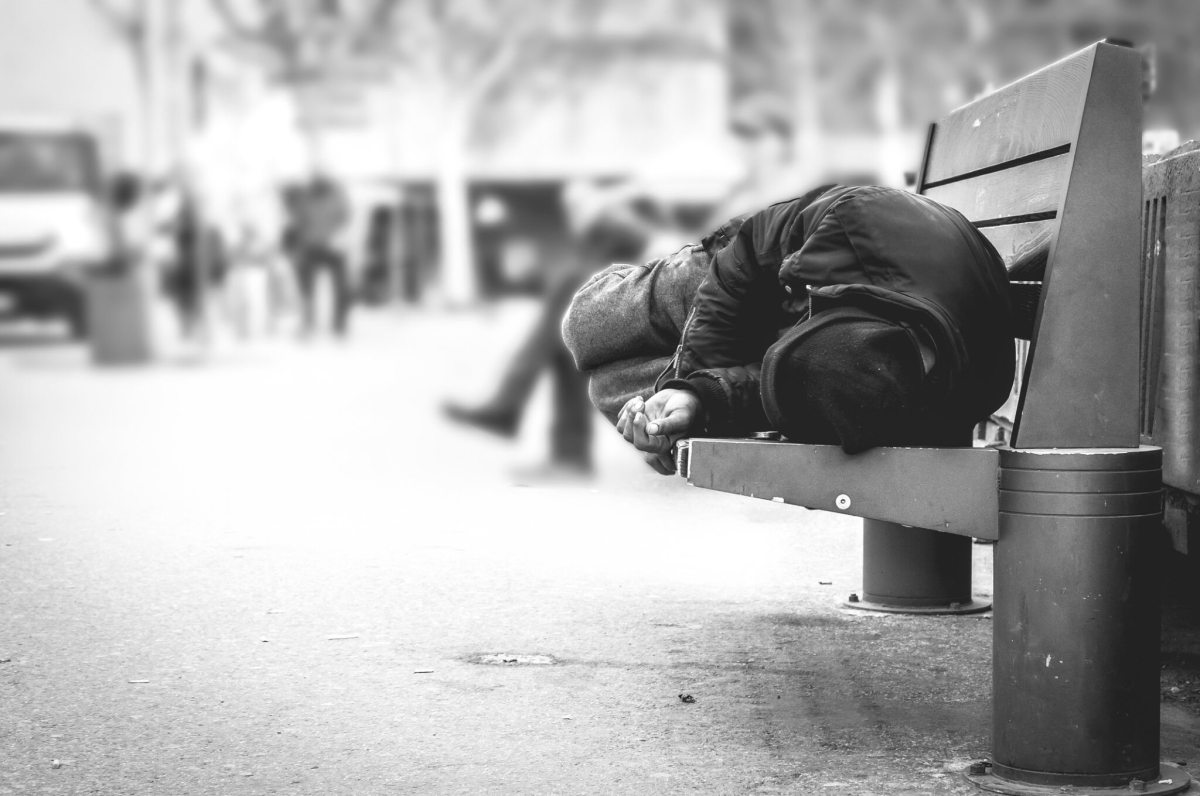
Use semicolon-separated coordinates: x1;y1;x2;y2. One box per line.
561;184;1015;473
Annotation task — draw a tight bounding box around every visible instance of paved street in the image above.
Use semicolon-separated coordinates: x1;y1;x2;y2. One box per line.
1;306;1197;795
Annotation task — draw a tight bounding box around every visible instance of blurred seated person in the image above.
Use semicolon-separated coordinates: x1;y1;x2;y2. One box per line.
562;184;1015;473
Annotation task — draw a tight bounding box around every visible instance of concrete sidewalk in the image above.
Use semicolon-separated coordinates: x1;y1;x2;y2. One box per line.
1;308;1197;795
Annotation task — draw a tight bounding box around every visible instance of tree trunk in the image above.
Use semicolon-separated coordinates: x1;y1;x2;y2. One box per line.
140;0;165;177
869;17;907;189
790;12;822;186
435;109;476;306
875;49;906;188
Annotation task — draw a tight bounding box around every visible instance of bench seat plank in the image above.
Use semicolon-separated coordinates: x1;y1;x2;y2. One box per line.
683;439;1000;540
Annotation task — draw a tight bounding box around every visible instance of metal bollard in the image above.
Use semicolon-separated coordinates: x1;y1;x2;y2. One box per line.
850;520;989;614
968;446;1191;795
848;430;989;615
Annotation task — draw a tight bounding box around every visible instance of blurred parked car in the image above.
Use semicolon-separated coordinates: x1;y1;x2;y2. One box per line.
0;118;114;337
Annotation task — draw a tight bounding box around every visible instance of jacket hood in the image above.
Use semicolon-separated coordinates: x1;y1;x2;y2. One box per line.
778;187;1014;421
761;304;971;451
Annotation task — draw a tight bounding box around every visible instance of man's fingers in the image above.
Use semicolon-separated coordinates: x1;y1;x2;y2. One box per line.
620;409;643;443
617;396;644;437
646;410;692;438
631;411;653;450
631;412;673;454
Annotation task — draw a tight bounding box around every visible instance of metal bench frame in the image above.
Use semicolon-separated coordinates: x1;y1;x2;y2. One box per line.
679;41;1189;795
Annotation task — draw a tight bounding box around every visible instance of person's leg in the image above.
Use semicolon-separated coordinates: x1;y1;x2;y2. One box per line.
444;265;586;435
179;272;201;338
329;250;351;336
443;320;550;436
549;341;593;471
293;254;314;335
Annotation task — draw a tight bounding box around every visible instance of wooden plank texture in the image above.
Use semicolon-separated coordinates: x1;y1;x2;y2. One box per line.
924;153;1070;225
923;47;1094;184
978;221;1054;277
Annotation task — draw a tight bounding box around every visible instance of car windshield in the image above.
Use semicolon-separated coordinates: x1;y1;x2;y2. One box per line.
0;132;98;193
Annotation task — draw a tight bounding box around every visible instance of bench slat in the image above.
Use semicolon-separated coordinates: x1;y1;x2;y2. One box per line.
977;222;1052;278
923;46;1094;183
924;153;1070;226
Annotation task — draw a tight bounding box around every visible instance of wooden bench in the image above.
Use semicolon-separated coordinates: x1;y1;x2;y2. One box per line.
678;40;1189;794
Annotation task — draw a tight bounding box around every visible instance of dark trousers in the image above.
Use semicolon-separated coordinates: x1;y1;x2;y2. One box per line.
488;266;594;466
296;246;350;335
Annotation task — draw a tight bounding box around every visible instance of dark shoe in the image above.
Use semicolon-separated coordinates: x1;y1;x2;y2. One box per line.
442;401;519;438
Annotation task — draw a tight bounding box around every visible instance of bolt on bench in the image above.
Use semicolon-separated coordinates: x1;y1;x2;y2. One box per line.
677;41;1190;794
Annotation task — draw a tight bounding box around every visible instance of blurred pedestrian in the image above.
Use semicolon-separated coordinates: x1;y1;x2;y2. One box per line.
443;196;651;478
109;172;146;271
164;184;227;340
285;175;352;338
225;218;276;340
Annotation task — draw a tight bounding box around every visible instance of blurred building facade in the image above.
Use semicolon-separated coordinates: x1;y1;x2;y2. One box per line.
2;0;1198;306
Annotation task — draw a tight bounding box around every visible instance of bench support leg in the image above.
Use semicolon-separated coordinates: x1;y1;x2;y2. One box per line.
967;446;1190;795
846;520;989;614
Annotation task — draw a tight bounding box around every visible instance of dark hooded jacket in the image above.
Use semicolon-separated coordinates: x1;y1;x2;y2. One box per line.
662;184;1014;437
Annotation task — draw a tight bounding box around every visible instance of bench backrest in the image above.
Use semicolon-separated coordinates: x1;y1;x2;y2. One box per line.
914;40;1144;449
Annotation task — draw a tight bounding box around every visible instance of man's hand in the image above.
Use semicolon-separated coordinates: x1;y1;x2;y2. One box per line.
616;389;703;474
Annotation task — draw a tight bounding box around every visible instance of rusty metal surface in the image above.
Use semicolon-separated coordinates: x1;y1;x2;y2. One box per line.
683;439;1000;540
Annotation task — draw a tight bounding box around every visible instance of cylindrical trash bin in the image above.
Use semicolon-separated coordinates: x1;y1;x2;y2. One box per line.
86;265;156;365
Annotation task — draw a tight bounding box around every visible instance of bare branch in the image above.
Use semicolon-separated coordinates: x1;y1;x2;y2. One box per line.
87;0;143;44
351;0;403;50
208;0;261;39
